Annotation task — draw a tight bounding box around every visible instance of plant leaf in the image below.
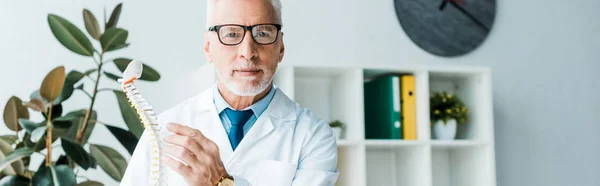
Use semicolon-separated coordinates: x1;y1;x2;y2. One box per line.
113;91;143;138
47;14;94;56
77;180;104;186
59;110;96;144
105;3;122;29
103;72;121;82
25;98;46;112
75;84;84;90
100;28;128;52
0;147;32;175
32;165;76;186
54;70;85;104
3;96;29;131
90;144;126;181
83;9;101;40
40;66;66;103
105;125;138;155
113;58;161;81
0;140;24;176
0;136;17;145
60;138;96;170
17;119;39;134
31;126;47;142
84;68;97;76
0;175;31;186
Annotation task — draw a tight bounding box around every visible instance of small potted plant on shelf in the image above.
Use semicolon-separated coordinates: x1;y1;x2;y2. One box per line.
328;120;345;140
430;91;469;140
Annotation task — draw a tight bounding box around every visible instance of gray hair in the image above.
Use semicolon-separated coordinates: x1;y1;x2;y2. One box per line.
206;0;283;29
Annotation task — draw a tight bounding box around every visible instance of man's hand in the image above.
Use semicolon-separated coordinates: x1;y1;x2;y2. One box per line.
163;122;227;186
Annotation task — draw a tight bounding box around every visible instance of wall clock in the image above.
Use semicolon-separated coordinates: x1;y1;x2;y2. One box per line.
394;0;496;57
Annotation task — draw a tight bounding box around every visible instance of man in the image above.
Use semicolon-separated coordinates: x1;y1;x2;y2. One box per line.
120;0;339;185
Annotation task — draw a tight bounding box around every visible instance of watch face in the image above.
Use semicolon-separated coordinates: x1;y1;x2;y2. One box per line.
394;0;496;57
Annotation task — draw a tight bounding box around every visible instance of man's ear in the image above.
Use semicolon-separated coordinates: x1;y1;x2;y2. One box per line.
204;32;213;63
278;32;285;63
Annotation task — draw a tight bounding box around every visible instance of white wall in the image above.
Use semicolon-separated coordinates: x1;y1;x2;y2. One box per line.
1;0;599;185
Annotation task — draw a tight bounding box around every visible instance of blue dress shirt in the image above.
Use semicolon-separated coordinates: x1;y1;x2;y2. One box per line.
213;84;277;136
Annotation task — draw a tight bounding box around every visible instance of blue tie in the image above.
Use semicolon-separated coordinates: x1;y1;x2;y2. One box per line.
224;108;253;151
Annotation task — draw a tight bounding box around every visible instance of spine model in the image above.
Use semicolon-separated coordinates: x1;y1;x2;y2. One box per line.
118;60;167;186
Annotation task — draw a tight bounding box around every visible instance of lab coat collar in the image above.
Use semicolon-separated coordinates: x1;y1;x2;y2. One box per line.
195;85;297;165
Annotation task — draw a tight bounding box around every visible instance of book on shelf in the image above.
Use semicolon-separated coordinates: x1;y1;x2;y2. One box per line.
363;74;417;140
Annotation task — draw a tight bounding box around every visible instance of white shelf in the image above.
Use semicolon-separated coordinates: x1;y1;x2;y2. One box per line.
205;63;496;186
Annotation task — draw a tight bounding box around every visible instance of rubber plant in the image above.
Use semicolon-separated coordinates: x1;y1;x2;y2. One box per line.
0;3;160;185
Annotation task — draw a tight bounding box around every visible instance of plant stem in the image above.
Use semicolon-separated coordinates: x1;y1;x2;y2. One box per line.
45;103;54;166
79;89;93;99
77;52;104;144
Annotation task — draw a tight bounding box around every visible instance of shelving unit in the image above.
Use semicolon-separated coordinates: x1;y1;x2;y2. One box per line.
195;63;496;186
272;64;497;186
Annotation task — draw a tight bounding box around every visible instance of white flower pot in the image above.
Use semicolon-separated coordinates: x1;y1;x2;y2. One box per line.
432;119;457;140
332;127;343;140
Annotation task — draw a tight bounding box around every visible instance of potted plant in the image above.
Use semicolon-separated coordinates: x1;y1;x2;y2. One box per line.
0;3;161;185
329;120;346;140
430;91;469;140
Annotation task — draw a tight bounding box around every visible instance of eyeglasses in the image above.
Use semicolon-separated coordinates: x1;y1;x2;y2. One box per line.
208;24;282;46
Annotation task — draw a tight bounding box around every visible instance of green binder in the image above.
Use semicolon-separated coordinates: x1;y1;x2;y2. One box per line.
364;74;402;139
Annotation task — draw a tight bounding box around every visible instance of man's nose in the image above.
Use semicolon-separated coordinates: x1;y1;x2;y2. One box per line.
238;30;258;60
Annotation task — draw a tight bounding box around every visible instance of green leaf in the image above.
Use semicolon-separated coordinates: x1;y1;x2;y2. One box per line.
47;14;94;56
113;91;143;138
100;28;128;52
0;175;31;186
105;3;122;29
60;138;96;170
54;70;85;104
113;58;161;81
17;119;39;134
103;72;121;82
0;147;32;175
3;96;29;131
90;144;126;181
32;165;76;186
30;126;47;142
40;66;66;103
83;9;101;40
77;180;104;186
56;110;96;145
0;136;17;145
105;125;138;154
75;84;84;90
84;68;97;76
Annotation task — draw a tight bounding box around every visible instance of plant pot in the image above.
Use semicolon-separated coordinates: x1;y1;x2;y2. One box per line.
332;127;343;140
432;119;457;140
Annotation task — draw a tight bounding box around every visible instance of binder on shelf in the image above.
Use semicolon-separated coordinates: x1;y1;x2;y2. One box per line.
363;74;402;139
401;75;417;140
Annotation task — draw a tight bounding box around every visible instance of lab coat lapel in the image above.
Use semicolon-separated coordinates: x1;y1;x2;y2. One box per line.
195;89;234;164
226;88;296;163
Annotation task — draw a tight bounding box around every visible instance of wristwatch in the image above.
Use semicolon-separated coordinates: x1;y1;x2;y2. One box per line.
216;174;234;186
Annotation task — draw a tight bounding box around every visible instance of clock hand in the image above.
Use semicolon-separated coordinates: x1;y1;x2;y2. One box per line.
439;0;464;10
449;1;490;32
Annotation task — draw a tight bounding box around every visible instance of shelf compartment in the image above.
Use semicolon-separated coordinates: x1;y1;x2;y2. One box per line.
293;66;365;141
366;145;431;186
428;69;493;141
363;68;431;141
431;144;495;186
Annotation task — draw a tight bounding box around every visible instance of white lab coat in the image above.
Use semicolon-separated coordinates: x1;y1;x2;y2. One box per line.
120;86;339;186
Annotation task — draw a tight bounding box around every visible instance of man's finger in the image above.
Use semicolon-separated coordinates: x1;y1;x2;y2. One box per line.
166;134;204;156
167;122;206;139
162;155;191;177
165;145;198;167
